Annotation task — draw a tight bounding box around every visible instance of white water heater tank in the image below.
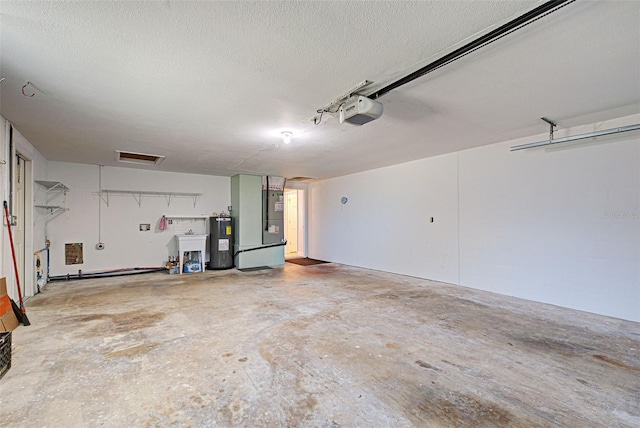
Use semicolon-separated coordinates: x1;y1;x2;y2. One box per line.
339;96;383;125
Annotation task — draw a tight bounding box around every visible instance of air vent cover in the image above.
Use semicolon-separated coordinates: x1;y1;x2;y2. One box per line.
287;177;316;182
115;150;165;166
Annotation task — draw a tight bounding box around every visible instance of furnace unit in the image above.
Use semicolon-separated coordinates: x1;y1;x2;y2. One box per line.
262;176;286;245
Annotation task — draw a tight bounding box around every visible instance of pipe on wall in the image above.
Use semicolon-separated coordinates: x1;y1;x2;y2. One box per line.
49;266;166;281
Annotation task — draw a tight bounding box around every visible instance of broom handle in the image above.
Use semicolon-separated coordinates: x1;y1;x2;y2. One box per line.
3;201;25;309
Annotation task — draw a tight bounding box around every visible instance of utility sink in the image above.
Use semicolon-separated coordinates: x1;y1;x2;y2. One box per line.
176;234;207;274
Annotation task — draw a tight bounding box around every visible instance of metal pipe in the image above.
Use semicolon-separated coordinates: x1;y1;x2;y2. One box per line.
49;267;165;281
8;124;13;215
510;124;640;151
34;247;49;293
35;247;50;286
367;0;575;100
234;241;287;256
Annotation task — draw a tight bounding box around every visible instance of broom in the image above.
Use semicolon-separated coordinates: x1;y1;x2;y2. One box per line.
3;201;30;326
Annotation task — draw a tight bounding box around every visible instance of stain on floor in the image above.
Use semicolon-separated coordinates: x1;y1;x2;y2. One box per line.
592;354;638;371
415;389;515;427
1;264;639;427
105;342;159;358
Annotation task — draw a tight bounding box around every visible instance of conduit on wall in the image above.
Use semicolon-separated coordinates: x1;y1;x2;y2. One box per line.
49;267;166;281
510;124;640;151
96;165;105;250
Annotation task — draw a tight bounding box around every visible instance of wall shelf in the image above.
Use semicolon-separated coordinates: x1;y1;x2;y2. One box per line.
35;181;69;226
35;180;69;204
98;189;202;208
35;205;68;222
35;205;65;213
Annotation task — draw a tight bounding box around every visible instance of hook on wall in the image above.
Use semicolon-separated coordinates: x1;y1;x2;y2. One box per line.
22;81;35;98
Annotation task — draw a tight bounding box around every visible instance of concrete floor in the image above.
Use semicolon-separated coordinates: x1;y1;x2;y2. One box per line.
1;263;638;427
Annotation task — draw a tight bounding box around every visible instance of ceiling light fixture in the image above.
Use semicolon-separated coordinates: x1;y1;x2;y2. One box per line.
281;131;293;144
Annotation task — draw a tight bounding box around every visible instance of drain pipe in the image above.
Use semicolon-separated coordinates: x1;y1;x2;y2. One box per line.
49;266;166;281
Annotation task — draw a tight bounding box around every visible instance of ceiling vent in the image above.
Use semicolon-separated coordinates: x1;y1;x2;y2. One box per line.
115;150;165;166
286;176;316;182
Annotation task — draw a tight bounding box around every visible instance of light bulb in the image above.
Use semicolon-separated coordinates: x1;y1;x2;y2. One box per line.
281;131;292;144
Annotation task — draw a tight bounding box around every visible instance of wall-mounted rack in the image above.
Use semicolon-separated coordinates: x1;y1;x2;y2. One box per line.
98;189;202;207
35;180;69;204
35;180;69;223
35;181;70;231
35;205;66;217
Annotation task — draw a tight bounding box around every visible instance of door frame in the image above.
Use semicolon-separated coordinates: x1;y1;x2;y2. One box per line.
11;149;35;299
284;190;298;256
284;183;308;258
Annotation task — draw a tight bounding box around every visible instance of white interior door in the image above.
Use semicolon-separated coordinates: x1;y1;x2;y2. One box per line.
285;191;298;255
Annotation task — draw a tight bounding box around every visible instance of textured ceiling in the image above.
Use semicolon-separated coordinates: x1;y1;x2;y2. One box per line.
1;1;639;180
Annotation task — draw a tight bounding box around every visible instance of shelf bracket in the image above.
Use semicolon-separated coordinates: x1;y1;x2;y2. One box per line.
132;193;143;207
46;188;66;204
45;208;66;224
100;191;110;207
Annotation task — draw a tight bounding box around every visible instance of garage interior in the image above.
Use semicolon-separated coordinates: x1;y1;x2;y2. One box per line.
0;1;639;426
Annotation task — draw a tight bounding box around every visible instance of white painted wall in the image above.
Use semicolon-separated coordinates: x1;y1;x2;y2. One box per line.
1;118;49;300
309;114;640;322
46;162;230;276
458;116;640;322
310;153;459;284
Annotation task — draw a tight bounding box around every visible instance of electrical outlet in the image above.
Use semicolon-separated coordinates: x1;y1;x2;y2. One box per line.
139;224;151;231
